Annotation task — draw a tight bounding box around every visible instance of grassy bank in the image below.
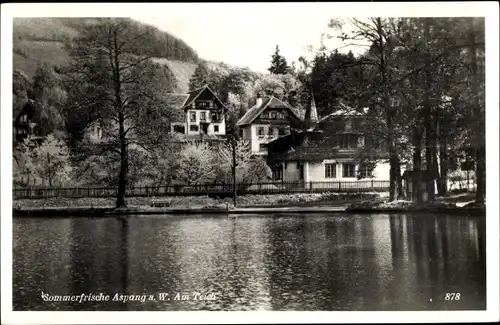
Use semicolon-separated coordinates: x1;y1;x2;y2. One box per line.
346;199;485;215
13;192;381;210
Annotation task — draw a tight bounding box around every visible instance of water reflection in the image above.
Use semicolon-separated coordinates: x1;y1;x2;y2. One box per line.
13;213;486;311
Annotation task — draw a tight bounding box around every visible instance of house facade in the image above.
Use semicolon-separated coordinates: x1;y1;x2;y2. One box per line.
266;101;390;186
169;85;227;141
85;84;228;145
13;99;41;143
236;94;301;156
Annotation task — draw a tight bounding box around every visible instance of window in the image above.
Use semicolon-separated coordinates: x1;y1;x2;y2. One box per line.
211;112;220;122
214;125;219;133
268;127;274;136
190;125;199;132
258;127;265;137
259;143;267;152
196;101;209;109
342;163;356;178
345;120;352;131
277;112;284;119
278;127;286;135
390;97;401;107
261;112;268;119
273;167;283;181
325;163;337;178
200;112;206;121
173;125;185;133
359;164;373;178
271;112;277;119
190;111;196;122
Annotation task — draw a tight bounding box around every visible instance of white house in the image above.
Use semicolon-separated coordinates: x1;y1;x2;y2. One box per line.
169;84;227;141
236;93;302;156
266;100;391;187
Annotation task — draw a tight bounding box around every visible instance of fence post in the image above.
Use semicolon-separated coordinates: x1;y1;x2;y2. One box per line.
338;181;341;192
310;181;313;192
371;179;374;189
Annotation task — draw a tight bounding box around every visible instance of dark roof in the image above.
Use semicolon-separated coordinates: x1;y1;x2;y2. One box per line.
180;84;228;111
267;130;388;163
237;96;300;127
13;99;36;123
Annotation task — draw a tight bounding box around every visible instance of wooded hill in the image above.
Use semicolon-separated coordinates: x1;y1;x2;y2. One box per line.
13;18;199;93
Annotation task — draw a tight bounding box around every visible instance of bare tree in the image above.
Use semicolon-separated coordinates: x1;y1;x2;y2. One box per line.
65;18;176;207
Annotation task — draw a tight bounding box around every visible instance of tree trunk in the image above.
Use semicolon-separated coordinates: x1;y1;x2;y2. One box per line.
375;18;397;202
113;39;128;207
116;115;128;208
423;18;436;202
412;128;424;204
396;158;405;200
437;135;448;196
468;18;485;204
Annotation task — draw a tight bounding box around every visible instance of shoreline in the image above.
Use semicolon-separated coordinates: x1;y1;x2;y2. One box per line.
12;204;486;217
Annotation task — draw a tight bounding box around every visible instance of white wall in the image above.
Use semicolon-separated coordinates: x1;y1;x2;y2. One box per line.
186;109;225;135
282;159;392;183
248;124;289;155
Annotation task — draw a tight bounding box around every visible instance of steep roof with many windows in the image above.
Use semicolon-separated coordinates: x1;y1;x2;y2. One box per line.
179;84;228;111
236;96;301;127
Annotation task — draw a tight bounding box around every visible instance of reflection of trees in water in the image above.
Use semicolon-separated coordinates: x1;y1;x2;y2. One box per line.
263;215;383;310
69;217;127;310
119;218;129;311
13;219;73;310
389;214;486;309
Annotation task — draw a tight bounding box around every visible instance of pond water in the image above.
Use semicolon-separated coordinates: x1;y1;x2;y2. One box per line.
13;213;486;311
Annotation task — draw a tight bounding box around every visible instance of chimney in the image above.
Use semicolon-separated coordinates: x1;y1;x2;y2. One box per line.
256;92;263;107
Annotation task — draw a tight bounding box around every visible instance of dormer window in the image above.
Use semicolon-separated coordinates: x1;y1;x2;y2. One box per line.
271;112;277;119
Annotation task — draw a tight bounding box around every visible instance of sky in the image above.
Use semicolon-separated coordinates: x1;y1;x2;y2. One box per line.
133;3;367;73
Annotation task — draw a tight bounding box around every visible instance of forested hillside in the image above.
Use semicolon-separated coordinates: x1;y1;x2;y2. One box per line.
13;18;200;92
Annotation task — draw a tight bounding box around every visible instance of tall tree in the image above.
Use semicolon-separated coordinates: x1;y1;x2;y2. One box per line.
65;18;176;207
189;61;210;91
467;18;486;204
329;17;403;201
29;63;67;138
268;45;289;75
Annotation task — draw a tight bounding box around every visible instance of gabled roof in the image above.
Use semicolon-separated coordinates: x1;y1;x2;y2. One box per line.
180;84;228;111
236;96;300;127
14;99;36;123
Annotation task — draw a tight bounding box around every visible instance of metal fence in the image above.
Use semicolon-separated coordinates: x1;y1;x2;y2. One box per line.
13;180;391;199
